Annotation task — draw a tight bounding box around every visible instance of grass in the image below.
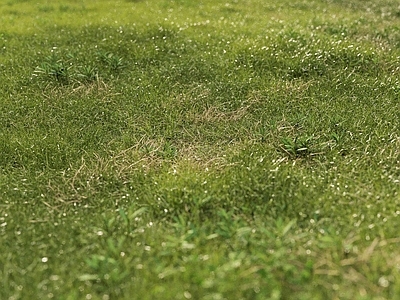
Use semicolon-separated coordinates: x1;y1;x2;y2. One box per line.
1;0;400;299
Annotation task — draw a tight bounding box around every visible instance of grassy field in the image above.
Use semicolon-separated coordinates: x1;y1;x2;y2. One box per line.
1;0;400;299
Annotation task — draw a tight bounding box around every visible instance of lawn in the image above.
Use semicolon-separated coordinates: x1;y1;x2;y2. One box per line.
1;0;400;299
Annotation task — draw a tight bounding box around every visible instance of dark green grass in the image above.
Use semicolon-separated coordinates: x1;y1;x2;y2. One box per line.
1;0;400;299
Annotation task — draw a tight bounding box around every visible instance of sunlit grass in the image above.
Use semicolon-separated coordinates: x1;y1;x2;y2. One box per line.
1;0;400;299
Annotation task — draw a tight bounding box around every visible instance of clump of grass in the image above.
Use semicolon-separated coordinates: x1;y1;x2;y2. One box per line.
33;49;126;86
76;65;98;83
96;50;125;72
279;135;313;158
34;52;71;84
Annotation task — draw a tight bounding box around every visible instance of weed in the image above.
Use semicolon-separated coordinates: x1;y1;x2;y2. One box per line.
76;65;98;83
34;53;71;83
97;51;125;71
279;136;313;158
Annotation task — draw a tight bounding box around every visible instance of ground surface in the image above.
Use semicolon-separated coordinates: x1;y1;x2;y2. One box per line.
1;0;400;299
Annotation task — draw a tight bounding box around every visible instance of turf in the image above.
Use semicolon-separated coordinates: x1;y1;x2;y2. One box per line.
1;0;400;299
